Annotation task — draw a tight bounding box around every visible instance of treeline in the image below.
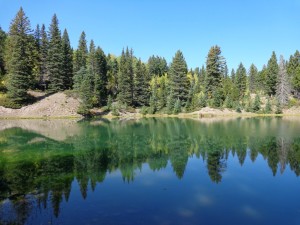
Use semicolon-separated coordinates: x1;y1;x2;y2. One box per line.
0;8;300;113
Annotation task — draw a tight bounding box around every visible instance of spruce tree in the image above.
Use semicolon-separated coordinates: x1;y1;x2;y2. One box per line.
118;48;134;106
107;54;119;98
265;97;272;113
94;46;108;106
252;94;261;112
39;24;48;89
205;45;225;99
0;27;7;80
148;55;168;77
62;29;73;89
47;14;64;92
276;55;290;106
5;8;33;103
231;69;236;83
74;31;88;73
76;67;93;115
169;50;189;105
134;59;149;106
248;64;258;93
266;51;279;96
235;63;247;98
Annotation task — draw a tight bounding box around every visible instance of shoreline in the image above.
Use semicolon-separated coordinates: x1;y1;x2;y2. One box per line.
0;112;299;120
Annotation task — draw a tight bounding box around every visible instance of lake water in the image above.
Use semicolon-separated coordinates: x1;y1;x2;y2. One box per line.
0;117;299;225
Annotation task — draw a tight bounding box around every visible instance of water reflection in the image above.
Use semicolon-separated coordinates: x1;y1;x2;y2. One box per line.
0;117;300;224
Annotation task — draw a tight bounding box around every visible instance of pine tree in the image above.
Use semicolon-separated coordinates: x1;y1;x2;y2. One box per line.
5;7;33;103
169;50;189;105
94;46;107;106
134;59;149;106
266;51;279;96
107;54;119;98
76;67;93;115
276;55;290;106
0;27;7;80
148;55;168;77
39;24;48;89
118;48;134;106
173;98;181;114
235;63;247;98
249;64;258;93
205;45;225;99
62;29;73;89
47;14;64;92
252;94;261;112
231;69;236;83
74;31;88;73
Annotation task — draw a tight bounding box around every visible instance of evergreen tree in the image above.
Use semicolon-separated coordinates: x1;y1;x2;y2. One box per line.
205;45;225;99
0;27;7;80
74;31;88;73
76;67;93;115
47;14;64;92
39;24;48;89
5;8;33;103
276;55;290;106
231;69;236;83
287;50;300;79
173;98;181;114
235;63;247;98
107;54;119;98
118;48;134;106
256;65;267;92
248;64;258;93
252;94;261;112
265;97;272;113
94;46;107;106
169;50;189;105
266;51;279;96
148;55;168;77
62;29;73;89
134;59;149;106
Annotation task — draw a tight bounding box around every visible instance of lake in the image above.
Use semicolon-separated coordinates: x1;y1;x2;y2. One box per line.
0;117;299;225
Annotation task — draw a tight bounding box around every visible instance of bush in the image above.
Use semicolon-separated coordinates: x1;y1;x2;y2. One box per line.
265;97;272;114
140;106;148;115
0;96;22;109
111;105;119;116
235;104;242;113
275;101;283;114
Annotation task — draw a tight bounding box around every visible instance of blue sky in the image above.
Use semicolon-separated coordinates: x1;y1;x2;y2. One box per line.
0;0;299;71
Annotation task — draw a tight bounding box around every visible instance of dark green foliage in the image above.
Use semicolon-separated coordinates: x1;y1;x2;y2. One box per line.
39;24;48;89
166;93;175;114
266;51;279;96
224;96;233;108
148;55;168;76
5;8;33;103
107;95;112;110
148;96;156;114
62;29;73;89
199;94;207;108
107;54;119;98
249;64;258;93
212;87;224;107
74;31;88;73
93;46;108;106
275;100;283;114
134;59;149;106
173;98;181;114
252;94;261;112
265;97;272;113
169;50;189;104
235;63;247;98
0;27;6;78
231;69;235;83
47;14;64;92
118;48;134;106
205;45;225;99
76;67;93;115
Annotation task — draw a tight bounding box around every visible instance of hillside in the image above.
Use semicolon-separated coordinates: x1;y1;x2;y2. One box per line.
0;92;82;118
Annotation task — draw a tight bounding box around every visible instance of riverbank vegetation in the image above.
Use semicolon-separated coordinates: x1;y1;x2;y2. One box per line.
0;8;300;115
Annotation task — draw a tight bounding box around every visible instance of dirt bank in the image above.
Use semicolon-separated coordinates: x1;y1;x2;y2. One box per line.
0;92;82;119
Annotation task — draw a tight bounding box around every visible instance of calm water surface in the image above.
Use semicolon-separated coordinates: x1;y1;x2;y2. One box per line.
0;117;300;225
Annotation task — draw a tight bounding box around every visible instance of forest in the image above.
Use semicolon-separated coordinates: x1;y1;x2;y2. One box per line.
0;8;300;115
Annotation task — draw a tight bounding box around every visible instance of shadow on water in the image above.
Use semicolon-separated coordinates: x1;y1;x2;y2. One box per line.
0;117;300;224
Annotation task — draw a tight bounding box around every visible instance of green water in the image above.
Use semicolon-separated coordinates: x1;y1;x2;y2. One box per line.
0;117;300;225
